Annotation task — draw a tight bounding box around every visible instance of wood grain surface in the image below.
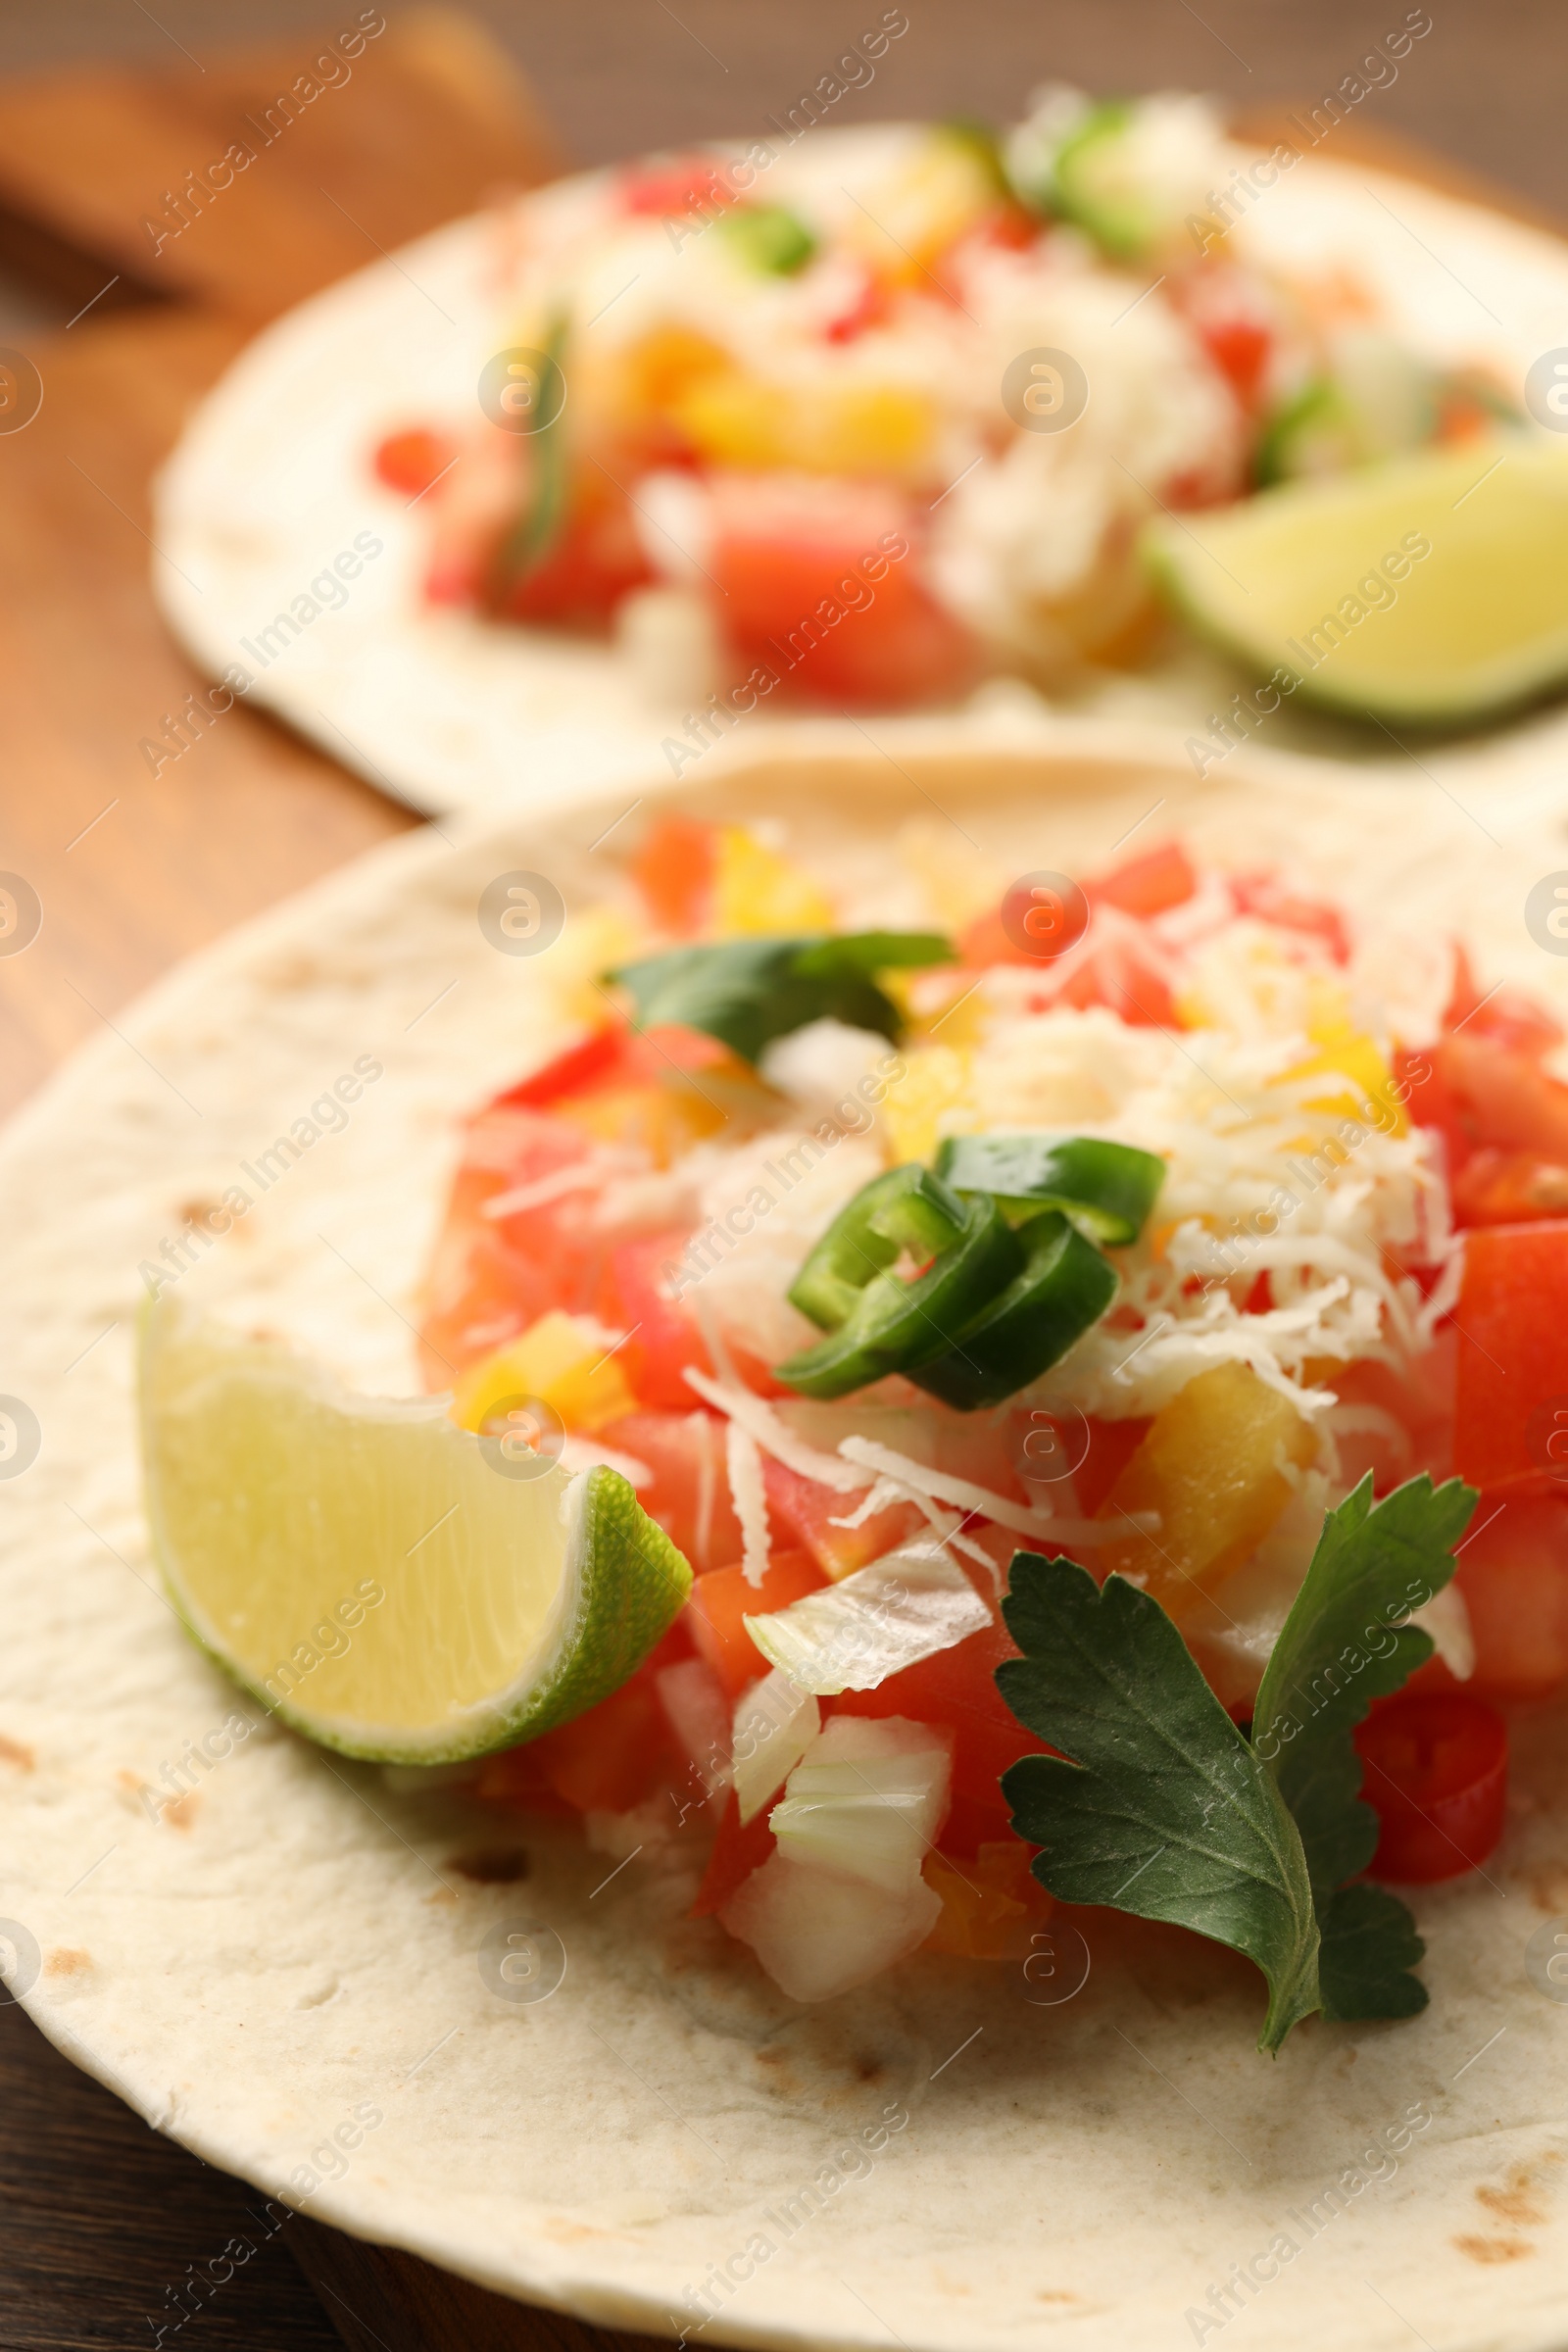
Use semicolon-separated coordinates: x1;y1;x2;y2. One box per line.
0;7;1558;2347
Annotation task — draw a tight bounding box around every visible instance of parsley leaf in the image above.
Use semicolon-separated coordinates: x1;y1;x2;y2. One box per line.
998;1555;1321;2051
994;1476;1477;2048
1318;1883;1428;2023
1252;1471;1475;2019
606;933;954;1065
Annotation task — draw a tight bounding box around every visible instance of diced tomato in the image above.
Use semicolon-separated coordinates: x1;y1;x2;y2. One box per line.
760;1454;922;1579
1088;841;1197;919
418;1106;601;1384
1444;945;1561;1056
1412;1492;1568;1702
692;1791;777;1917
1318;1343;1455;1495
598;1409;744;1575
632;815;719;936
831;1605;1055;1851
685;1548;829;1699
1068;1415;1153;1519
1241;1269;1273;1316
958;897;1177;1026
1419;1034;1568;1176
1229;870;1350;964
479;1655;688;1817
1054;939;1179;1029
1165;261;1280;418
1453;1147;1568;1227
959;878;1091;971
620;158;734;219
710;475;976;708
470;1739;572;1816
597;1229;716;1410
494;473;654;628
822;270;892;343
372;426;457;498
493;1028;629;1111
1354;1690;1507;1883
1200;315;1273;408
1454;1221;1568;1493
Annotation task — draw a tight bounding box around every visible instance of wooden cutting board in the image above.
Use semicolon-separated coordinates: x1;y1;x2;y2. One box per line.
0;22;1558;2347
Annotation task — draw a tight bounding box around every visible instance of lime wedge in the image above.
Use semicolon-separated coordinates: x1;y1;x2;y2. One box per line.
137;1299;691;1763
1145;438;1568;726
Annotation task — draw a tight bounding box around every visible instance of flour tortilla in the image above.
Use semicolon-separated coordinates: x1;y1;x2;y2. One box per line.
152;126;1568;820
5;734;1568;2352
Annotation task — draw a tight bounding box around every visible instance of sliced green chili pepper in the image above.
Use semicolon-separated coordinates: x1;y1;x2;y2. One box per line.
494;312;570;594
719;205;817;275
910;1209;1117;1411
778;1191;1021;1401
788;1164;968;1332
934;1132;1164;1246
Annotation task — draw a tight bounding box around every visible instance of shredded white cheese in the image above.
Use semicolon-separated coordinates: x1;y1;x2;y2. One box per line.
684;1367;870;1494
725;1416;772;1589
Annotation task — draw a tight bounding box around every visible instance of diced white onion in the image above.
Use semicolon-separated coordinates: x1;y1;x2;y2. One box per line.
656;1657;731;1796
768;1715;952;1894
732;1669;820;1825
720;1848;941;2004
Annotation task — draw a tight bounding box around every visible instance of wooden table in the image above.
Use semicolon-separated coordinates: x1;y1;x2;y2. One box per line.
0;9;1558;2345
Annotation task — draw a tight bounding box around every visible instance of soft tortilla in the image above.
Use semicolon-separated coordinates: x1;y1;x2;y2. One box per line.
152;128;1568;819
4;736;1568;2352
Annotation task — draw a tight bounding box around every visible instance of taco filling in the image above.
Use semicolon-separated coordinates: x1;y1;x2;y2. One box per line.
373;88;1513;708
141;811;1568;2045
378;813;1556;2036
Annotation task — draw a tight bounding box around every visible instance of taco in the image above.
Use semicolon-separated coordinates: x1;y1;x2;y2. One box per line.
152;90;1568;813
4;737;1568;2351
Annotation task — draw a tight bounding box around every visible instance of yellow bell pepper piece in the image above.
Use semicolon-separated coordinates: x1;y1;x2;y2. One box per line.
923;1841;1048;1959
1094;1362;1318;1615
879;1045;972;1163
673;376;933;477
712;826;835;934
453;1310;634;1437
556;1079;729;1167
1285;976;1406;1137
613;324;731;422
840;130;999;279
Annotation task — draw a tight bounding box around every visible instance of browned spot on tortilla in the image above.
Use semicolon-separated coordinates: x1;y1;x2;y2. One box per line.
753;2045;802;2098
45;1948;92;1979
852;2053;886;2083
1453;2233;1534;2265
539;2218;624;2246
178;1199;221;1229
423;1886;459;1906
1037;2291;1080;2304
1521;1859;1568;1913
0;1735;34;1772
445;1847;529;1885
1477;2166;1549;2229
162;1791;200;1832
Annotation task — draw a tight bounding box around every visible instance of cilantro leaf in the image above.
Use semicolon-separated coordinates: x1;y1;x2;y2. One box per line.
1250;1472;1474;2022
606;933;954;1065
998;1555;1321;2052
1317;1883;1428;2023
